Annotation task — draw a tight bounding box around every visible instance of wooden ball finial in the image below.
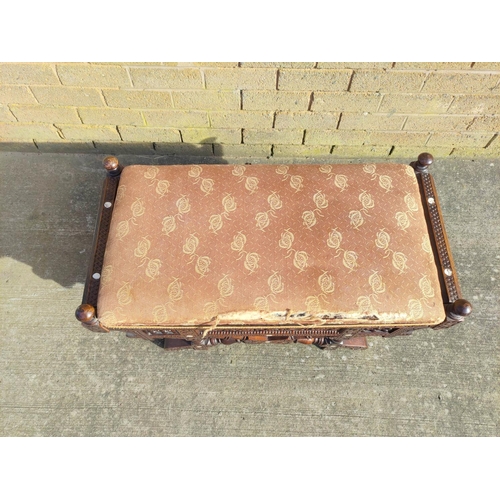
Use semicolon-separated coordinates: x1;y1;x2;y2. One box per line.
417;152;434;167
452;299;472;318
103;156;120;172
75;304;96;323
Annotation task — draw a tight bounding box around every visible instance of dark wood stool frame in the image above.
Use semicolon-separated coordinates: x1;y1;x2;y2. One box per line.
76;153;472;351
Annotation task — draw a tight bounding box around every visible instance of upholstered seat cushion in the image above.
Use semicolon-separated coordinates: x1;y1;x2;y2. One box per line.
97;163;445;329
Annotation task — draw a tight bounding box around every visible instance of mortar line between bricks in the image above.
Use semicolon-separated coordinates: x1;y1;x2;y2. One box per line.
75;109;84;125
97;90;107;107
340;112;494;118
6;106;19;122
307;92;314;111
24;85;498;96
53;124;65;139
122;64;165;69
115;126;123;141
346;71;355;92
125;67;134;88
53;65;63;85
433;69;500;74
484;133;498;148
465;117;477;131
99;90;110;107
419;72;431;92
386;68;500;75
493;76;500;91
336;113;343;130
27;86;40;104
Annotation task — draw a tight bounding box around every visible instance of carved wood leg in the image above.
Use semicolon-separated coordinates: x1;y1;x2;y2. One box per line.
164;339;195;350
341;336;368;348
319;336;369;349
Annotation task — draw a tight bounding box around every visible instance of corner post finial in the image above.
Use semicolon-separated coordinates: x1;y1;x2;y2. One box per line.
447;299;472;322
435;298;472;329
413;152;434;174
103;156;121;176
75;303;100;327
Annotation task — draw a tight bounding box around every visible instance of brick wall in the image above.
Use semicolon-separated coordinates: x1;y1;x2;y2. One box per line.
1;62;499;159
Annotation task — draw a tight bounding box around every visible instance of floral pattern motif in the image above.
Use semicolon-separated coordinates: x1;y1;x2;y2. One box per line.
98;163;444;328
134;236;162;281
374;228;409;275
182;233;212;278
276;165;304;192
279;228;309;273
255;192;282;231
356;270;387;315
363;164;393;192
232;165;259;194
144;166;171;198
208;193;237;234
326;228;359;273
230;231;260;274
161;195;191;237
116;197;146;241
188;165;215;196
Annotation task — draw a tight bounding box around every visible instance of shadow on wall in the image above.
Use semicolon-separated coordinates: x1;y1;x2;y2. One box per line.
0;139;227;288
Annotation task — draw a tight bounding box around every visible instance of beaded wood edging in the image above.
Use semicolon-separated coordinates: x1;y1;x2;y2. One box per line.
421;172;460;303
82;158;121;311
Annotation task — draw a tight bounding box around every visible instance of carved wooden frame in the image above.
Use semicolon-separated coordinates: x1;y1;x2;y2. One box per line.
76;154;472;350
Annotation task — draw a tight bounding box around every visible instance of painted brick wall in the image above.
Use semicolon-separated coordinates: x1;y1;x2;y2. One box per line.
1;62;499;159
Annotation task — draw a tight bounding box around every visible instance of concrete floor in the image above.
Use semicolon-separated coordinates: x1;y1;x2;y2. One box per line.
0;152;498;436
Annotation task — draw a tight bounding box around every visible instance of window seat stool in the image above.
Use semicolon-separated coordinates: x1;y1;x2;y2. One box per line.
76;153;471;351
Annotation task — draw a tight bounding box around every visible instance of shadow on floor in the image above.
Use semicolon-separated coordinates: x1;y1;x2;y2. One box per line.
0;141;227;287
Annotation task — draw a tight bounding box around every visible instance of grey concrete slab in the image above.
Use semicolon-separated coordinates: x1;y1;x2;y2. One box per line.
0;152;498;436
